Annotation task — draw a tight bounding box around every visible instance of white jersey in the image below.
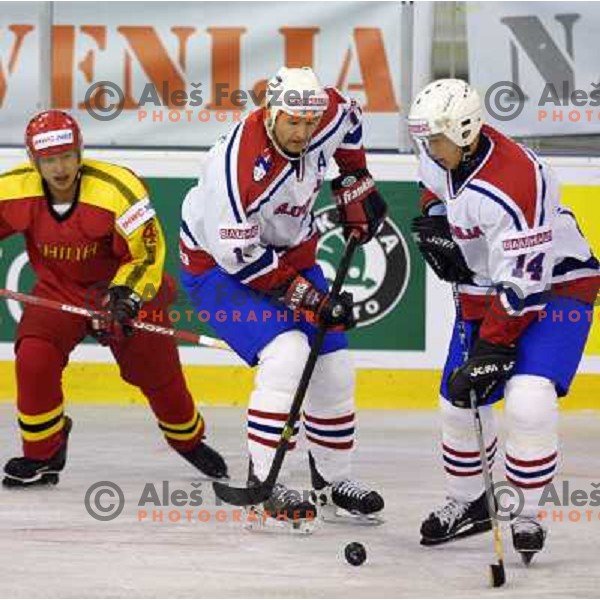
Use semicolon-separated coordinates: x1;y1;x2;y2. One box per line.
418;125;599;316
180;88;365;289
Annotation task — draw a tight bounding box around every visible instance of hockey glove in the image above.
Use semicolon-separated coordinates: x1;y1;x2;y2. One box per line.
91;286;141;345
411;215;474;283
447;340;517;409
280;274;355;330
332;169;387;245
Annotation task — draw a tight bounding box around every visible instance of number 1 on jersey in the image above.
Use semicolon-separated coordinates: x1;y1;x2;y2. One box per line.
233;248;245;265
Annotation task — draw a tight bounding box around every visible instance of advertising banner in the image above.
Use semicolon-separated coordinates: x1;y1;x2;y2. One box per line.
467;1;600;136
0;1;402;148
0;178;425;352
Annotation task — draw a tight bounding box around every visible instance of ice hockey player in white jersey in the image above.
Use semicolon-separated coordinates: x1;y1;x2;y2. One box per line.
180;67;387;528
408;79;600;562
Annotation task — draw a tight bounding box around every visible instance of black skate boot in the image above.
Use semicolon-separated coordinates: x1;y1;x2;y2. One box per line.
420;492;492;546
3;416;73;488
511;515;546;565
245;461;317;534
178;439;229;480
309;452;384;524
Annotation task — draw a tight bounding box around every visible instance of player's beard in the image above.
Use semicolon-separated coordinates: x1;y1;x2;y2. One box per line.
273;131;304;159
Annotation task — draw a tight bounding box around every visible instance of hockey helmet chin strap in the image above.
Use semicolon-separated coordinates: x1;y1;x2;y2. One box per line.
457;133;485;171
459;143;476;167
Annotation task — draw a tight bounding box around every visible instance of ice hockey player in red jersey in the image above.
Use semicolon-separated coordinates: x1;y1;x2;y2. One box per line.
0;110;228;487
180;67;387;529
408;79;600;562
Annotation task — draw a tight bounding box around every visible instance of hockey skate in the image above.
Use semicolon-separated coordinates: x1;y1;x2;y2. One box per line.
420;492;492;546
3;416;73;488
243;462;317;534
178;439;229;480
309;453;384;525
511;515;546;565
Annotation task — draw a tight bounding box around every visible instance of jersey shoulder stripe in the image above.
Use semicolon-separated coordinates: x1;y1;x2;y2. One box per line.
225;122;245;223
0;163;43;202
521;146;548;227
80;159;147;213
467;182;525;231
308;102;348;153
181;218;200;247
341;125;362;147
475;126;538;228
236;110;290;214
246;167;294;217
328;87;363;150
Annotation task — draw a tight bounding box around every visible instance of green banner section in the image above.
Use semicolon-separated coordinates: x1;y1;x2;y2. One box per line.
0;179;424;351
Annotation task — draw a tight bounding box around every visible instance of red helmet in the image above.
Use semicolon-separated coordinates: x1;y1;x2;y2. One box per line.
25;110;83;160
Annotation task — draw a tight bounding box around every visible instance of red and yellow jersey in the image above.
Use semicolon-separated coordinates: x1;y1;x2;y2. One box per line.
0;158;166;306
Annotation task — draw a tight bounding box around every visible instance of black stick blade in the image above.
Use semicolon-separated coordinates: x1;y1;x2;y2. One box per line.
212;480;271;507
490;561;506;588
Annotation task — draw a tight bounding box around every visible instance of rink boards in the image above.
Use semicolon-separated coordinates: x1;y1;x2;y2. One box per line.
0;150;598;409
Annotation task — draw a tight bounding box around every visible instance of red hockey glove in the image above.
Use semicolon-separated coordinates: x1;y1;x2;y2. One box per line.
280;275;355;330
331;168;387;245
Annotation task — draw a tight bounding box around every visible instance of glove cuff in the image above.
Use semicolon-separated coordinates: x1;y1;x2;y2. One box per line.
331;168;371;192
282;275;322;312
108;285;142;315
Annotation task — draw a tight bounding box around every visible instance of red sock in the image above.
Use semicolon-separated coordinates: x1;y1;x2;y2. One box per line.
142;374;205;453
16;337;67;460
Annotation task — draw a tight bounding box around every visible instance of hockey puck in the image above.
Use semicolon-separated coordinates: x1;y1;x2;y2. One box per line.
344;542;367;566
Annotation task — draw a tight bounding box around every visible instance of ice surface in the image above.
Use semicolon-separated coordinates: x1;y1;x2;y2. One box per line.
1;405;599;598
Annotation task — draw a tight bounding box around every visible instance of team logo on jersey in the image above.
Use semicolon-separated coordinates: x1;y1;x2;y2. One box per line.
253;149;272;182
314;206;410;327
218;223;260;244
501;227;552;256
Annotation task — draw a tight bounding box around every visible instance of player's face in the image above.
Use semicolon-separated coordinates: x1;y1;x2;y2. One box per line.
274;112;322;155
425;134;463;170
37;150;80;193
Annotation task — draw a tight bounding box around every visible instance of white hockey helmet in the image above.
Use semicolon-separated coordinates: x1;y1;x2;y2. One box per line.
264;67;329;151
407;79;483;147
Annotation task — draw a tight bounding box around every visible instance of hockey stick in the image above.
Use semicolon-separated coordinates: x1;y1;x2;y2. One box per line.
213;233;360;506
0;287;231;351
452;285;506;588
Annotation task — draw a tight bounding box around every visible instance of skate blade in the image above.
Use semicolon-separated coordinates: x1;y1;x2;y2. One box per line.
2;472;60;488
320;504;384;526
242;507;317;535
420;519;492;546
